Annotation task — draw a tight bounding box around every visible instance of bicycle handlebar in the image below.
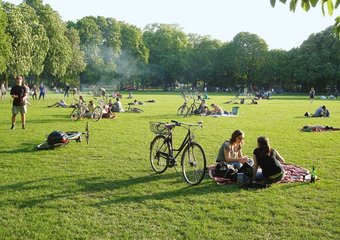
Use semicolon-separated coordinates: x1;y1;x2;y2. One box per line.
171;120;203;128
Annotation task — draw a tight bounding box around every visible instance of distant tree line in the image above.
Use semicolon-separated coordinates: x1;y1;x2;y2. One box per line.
0;0;340;93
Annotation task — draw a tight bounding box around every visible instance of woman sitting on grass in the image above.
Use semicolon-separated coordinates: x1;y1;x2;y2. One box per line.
216;130;252;170
252;136;285;184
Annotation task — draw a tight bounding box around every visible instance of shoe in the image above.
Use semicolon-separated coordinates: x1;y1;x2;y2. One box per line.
11;124;15;129
22;125;25;129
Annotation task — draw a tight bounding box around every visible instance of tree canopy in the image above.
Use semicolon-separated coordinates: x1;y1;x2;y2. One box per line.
1;0;339;93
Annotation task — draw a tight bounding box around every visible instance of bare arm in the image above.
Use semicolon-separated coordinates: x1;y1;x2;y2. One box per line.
274;149;285;163
223;147;248;163
252;154;258;180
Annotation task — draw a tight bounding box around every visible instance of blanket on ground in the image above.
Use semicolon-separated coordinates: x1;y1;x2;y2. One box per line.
209;163;311;185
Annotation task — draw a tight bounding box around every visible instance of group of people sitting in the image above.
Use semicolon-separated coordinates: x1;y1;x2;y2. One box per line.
304;105;331;117
195;99;238;116
216;130;285;184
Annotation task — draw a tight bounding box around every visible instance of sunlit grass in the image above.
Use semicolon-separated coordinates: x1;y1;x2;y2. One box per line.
0;92;339;239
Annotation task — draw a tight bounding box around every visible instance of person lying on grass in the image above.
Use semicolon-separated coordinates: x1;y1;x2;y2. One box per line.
301;125;340;132
48;99;68;108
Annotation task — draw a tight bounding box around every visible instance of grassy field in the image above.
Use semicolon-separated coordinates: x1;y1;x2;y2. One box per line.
0;91;339;239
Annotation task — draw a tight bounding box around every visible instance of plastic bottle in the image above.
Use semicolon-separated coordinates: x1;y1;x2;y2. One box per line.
311;166;316;183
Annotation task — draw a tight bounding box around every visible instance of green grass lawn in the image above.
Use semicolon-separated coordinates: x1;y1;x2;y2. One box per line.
0;92;339;239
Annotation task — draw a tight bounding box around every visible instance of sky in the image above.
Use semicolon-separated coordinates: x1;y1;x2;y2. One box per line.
4;0;340;50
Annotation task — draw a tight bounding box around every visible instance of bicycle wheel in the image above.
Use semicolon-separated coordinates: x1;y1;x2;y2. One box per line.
181;142;206;185
37;142;65;150
37;142;53;150
150;135;169;174
177;105;189;117
91;106;102;122
65;131;82;140
133;107;143;113
186;107;195;117
70;108;81;121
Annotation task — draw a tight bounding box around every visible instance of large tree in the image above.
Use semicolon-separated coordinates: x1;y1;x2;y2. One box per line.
229;32;268;88
143;24;190;90
0;0;11;76
3;2;32;77
26;0;72;86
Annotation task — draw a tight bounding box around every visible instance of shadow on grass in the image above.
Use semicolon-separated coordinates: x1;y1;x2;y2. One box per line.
73;172;240;206
139;114;178;120
0;142;37;154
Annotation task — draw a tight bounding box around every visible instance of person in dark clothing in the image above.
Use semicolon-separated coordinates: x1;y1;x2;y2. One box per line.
64;83;70;98
252;136;285;184
10;76;28;129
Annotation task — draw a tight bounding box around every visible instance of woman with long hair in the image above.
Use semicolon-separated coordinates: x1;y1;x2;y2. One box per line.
252;136;285;184
216;130;252;170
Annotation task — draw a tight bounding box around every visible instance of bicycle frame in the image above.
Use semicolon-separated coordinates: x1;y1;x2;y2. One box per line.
157;125;195;166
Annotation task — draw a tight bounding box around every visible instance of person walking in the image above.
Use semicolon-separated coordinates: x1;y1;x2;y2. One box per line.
31;84;38;100
309;87;315;103
1;81;6;101
64;83;70;98
38;83;46;101
10;76;28;129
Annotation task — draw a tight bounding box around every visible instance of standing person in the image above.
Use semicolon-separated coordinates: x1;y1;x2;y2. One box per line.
31;84;38;100
216;130;252;170
252;136;285;184
64;83;70;98
38;83;46;101
1;81;6;101
23;82;31;106
309;87;315;103
10;76;28;129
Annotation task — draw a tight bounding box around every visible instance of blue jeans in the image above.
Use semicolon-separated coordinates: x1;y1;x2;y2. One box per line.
229;159;254;170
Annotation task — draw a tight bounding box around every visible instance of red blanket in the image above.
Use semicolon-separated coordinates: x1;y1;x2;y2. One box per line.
209;163;311;185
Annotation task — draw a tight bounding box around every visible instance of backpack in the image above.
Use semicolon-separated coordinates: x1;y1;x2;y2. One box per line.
214;162;238;181
47;131;69;145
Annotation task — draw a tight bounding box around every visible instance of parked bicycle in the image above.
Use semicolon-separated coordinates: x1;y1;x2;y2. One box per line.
97;99;116;119
70;101;102;122
127;102;144;113
149;120;206;185
177;98;202;117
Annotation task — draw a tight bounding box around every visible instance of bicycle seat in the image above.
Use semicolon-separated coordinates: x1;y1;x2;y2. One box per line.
165;123;176;130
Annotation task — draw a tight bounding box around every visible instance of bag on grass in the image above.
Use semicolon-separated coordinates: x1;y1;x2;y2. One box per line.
47;130;69;145
214;162;238;181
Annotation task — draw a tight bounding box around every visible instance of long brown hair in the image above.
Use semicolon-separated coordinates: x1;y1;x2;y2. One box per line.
257;136;271;156
230;130;244;145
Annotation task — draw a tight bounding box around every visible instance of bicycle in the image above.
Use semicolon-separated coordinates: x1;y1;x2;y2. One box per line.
127;102;144;113
37;122;89;150
177;98;202;117
149;120;206;185
97;99;116;119
70;101;102;122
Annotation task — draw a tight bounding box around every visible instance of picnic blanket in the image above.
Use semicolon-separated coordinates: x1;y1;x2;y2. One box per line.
209;163;311;185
